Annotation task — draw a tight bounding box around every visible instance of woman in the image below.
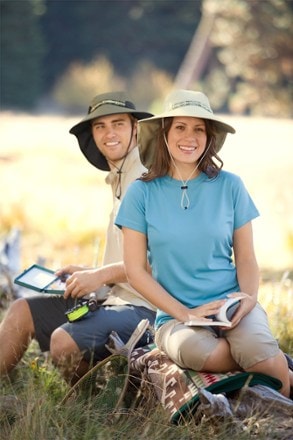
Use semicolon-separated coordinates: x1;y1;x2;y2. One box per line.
115;89;290;397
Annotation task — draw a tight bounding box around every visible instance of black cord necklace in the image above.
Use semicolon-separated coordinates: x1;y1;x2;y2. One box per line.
107;122;135;199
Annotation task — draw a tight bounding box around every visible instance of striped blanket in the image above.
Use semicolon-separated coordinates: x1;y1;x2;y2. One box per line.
130;344;282;423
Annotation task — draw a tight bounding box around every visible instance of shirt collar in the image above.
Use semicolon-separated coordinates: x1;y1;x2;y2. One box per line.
105;146;142;185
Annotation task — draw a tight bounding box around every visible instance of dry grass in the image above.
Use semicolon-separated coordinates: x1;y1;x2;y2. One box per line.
1;344;292;440
0;112;112;269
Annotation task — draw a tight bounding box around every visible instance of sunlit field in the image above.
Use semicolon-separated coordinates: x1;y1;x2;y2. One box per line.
0;112;112;270
1;111;292;270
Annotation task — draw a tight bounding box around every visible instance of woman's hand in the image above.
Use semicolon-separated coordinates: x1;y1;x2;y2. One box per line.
184;299;226;323
226;291;257;328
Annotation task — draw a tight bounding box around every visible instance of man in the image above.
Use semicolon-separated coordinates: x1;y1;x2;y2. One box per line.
0;91;156;383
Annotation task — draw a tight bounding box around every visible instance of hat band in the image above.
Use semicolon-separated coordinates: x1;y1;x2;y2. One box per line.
88;99;135;114
169;100;212;114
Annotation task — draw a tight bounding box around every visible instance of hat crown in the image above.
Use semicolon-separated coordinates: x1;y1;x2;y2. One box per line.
164;90;213;115
88;91;136;115
137;89;236;169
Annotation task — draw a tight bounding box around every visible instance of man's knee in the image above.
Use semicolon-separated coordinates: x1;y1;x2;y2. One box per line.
50;327;87;383
50;327;80;362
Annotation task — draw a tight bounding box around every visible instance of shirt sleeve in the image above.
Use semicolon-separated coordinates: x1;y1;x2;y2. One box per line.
115;180;147;234
232;175;260;229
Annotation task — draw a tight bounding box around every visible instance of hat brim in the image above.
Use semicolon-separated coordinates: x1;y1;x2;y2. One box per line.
70;108;153;171
138;112;235;169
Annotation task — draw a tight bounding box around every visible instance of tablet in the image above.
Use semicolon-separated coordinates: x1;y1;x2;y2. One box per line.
14;264;65;294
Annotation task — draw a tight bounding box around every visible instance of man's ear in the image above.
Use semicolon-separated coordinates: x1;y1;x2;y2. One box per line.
132;119;138;138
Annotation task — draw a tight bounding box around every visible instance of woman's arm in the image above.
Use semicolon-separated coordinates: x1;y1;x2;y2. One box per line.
231;221;259;322
123;227;225;323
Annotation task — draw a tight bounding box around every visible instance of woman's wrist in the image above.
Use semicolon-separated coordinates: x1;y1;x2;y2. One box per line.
174;305;191;323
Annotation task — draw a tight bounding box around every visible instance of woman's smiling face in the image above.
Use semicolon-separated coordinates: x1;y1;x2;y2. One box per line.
166;116;207;166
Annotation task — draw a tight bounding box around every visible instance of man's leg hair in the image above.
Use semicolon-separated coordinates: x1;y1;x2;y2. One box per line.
0;298;34;375
50;326;91;385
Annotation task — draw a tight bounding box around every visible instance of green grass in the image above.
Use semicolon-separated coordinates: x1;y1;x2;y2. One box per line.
258;272;293;354
1;349;291;440
1;371;292;439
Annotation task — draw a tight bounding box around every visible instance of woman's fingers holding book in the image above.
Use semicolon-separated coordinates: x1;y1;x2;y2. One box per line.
189;300;225;319
226;293;256;326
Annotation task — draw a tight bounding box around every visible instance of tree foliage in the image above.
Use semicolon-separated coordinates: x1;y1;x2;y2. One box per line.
1;0;292;116
39;0;201;89
201;0;293;116
0;0;46;109
1;0;201;110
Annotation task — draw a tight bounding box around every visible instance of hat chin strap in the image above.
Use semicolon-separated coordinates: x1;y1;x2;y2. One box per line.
107;121;135;199
162;119;211;210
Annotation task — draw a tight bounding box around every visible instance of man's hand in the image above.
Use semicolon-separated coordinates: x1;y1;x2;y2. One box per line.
55;264;90;280
63;269;103;299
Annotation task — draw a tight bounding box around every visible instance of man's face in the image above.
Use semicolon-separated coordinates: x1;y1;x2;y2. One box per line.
91;113;137;165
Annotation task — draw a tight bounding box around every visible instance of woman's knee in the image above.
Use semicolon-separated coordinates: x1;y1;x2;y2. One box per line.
156;322;218;370
230;336;279;370
246;351;290;397
177;336;212;370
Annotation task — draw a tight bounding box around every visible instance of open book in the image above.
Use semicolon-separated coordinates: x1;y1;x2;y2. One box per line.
14;264;66;294
184;296;245;327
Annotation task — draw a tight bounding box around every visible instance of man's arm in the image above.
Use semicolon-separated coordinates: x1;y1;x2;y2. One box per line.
60;262;127;299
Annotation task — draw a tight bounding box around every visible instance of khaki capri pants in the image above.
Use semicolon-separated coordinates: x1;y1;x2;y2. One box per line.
155;303;279;371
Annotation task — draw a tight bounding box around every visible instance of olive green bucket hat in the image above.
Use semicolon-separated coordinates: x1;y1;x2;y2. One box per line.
138;89;236;169
70;91;153;171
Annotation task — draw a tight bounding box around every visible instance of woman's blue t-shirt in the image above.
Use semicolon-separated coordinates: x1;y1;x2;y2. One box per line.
115;171;259;328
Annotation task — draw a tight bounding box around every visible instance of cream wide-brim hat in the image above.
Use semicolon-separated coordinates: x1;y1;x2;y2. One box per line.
138;89;236;169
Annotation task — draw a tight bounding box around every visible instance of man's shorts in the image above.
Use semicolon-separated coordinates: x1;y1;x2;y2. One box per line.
61;304;156;363
27;295;76;351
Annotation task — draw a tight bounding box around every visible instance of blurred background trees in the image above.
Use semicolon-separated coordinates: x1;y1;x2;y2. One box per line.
1;0;292;116
1;0;46;109
197;0;293;116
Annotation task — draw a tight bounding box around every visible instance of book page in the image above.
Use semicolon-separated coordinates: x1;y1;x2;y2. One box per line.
184;319;232;327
